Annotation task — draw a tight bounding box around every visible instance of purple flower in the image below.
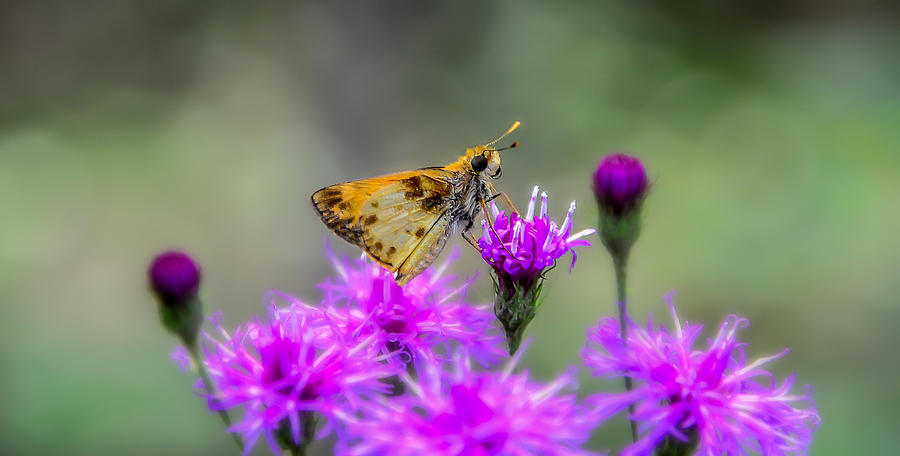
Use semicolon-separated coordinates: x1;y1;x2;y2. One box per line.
315;247;505;368
582;293;820;456
592;154;648;216
338;348;603;456
478;186;595;283
149;250;201;308
193;301;399;455
478;186;594;354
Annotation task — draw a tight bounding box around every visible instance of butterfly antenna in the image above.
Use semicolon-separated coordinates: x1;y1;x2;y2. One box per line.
493;141;518;152
484;121;521;147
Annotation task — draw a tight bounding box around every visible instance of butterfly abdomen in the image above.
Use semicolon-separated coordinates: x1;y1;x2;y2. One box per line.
448;174;488;232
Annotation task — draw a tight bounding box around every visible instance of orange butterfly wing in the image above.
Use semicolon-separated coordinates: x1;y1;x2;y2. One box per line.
311;168;460;284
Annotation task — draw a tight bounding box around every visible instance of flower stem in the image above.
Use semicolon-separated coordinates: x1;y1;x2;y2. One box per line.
654;427;699;456
187;343;245;452
275;412;316;456
613;253;639;444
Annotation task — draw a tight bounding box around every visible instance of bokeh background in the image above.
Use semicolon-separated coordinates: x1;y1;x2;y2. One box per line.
2;1;899;454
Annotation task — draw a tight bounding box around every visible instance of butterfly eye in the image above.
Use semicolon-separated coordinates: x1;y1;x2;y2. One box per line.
470;155;488;172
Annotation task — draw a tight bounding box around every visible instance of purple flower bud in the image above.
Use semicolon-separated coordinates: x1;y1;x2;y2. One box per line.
592;153;648;215
149;251;201;308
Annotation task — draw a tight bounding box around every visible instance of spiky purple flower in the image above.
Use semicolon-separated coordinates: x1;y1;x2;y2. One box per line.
192;302;399;455
477;186;594;354
582;293;820;456
338;348;603;456
478;186;594;283
316;247;505;368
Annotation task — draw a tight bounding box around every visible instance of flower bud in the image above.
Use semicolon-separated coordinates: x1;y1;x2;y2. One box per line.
592;154;648;260
592;153;648;216
149;250;203;346
149;251;201;306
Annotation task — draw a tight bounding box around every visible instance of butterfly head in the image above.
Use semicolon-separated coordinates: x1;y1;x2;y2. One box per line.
465;146;503;178
465;121;520;179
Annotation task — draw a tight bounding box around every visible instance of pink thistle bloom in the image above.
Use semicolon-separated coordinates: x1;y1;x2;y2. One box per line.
315;247;505;368
478;186;595;283
338;348;604;456
477;186;594;354
191;302;399;455
582;293;820;456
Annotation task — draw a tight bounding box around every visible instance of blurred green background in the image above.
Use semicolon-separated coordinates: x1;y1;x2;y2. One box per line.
2;1;898;454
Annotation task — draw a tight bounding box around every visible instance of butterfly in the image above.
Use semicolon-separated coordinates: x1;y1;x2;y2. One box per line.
311;122;520;285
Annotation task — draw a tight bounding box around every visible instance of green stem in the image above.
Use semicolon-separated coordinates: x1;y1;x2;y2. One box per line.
187;343;245;452
613;253;639;444
654;427;699;456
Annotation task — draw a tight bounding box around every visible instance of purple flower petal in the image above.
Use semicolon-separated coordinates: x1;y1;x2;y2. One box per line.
477;186;594;282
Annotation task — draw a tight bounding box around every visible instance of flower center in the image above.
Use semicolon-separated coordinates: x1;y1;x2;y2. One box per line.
259;334;299;391
380;317;414;335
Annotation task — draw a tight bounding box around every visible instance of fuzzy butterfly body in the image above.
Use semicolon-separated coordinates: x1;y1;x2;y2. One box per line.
311;122;519;285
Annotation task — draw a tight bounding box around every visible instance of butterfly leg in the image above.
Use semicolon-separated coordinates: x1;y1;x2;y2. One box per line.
487;182;518;213
462;231;482;252
479;197;521;260
500;191;518;213
480;197;497;228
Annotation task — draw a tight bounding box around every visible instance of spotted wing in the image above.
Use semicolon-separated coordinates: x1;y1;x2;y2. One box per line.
311;168;460;284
